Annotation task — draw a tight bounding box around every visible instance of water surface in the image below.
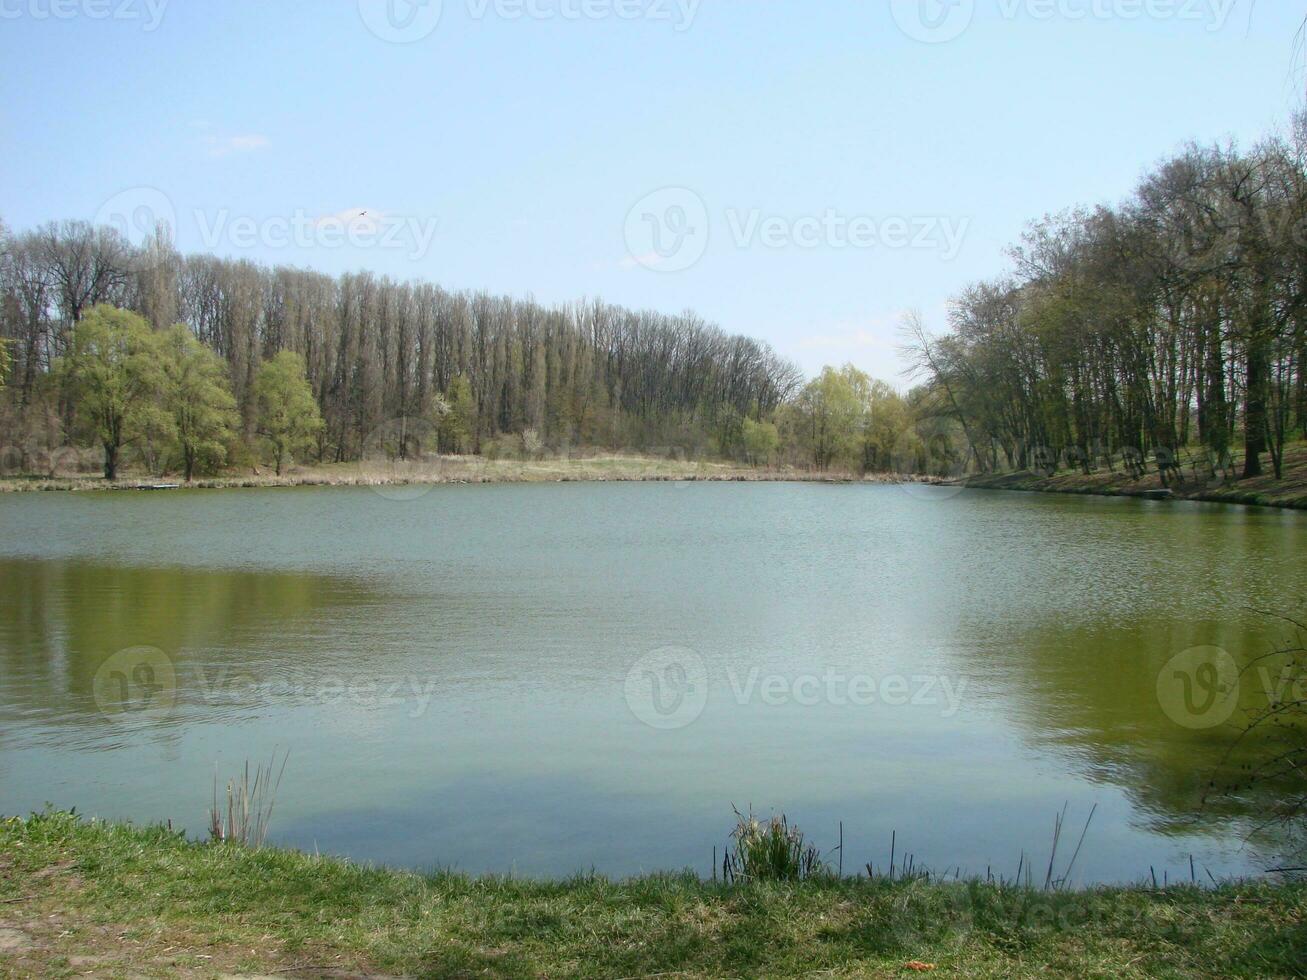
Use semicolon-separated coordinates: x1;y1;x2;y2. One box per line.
1;483;1303;881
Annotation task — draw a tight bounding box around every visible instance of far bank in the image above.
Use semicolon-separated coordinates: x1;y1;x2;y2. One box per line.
955;443;1307;511
4;446;1306;511
0;453;937;494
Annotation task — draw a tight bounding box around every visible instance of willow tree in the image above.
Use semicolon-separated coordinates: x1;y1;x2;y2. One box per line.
57;305;167;480
253;350;323;476
160;325;238;481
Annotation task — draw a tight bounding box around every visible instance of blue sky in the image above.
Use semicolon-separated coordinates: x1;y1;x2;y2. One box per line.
1;0;1300;381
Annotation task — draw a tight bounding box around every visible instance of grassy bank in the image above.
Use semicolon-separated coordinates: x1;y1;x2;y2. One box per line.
0;813;1303;978
960;443;1307;510
4;446;1304;509
0;454;909;494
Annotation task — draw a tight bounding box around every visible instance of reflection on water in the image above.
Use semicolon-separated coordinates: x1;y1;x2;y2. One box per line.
978;618;1304;842
0;558;376;742
0;484;1303;881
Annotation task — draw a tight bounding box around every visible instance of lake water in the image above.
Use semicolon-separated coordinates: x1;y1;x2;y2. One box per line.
1;482;1304;883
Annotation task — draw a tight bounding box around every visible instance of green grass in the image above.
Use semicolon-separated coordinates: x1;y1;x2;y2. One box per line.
1;812;1303;978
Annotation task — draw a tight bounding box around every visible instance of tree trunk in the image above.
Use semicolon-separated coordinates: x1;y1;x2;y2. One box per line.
1242;339;1267;480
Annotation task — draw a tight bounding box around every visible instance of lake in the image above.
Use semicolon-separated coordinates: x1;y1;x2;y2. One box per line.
1;482;1304;883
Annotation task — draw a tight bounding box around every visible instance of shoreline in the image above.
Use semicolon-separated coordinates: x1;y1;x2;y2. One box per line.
953;445;1307;511
2;812;1303;977
0;455;945;494
4;448;1305;511
956;472;1307;511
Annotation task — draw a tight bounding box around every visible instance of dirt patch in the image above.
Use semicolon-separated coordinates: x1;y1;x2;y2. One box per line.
0;927;33;952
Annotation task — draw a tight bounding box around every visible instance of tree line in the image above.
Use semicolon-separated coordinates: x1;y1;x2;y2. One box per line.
906;115;1307;483
25;106;1307;488
0;220;823;478
0;218;934;480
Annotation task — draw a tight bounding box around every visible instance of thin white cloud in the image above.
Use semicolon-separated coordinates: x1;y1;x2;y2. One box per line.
618;252;653;270
787;317;915;384
796;326;896;351
203;133;271;157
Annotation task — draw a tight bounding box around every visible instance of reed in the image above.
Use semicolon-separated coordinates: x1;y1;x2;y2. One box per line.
207;750;288;848
860;804;1099;890
722;806;825;883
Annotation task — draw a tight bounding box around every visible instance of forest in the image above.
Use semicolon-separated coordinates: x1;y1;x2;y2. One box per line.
0;218;928;480
905;116;1307;484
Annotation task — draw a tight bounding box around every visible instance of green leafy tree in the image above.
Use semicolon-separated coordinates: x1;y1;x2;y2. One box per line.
57;305;169;480
795;367;863;471
844;370;910;474
253;351;323;476
742;417;780;466
160;325;238;481
439;375;475;454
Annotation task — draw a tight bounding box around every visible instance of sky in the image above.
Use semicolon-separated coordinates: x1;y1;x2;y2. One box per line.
1;0;1302;383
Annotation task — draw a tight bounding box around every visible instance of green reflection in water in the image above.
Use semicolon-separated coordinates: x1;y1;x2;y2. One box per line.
982;612;1305;852
0;557;376;730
